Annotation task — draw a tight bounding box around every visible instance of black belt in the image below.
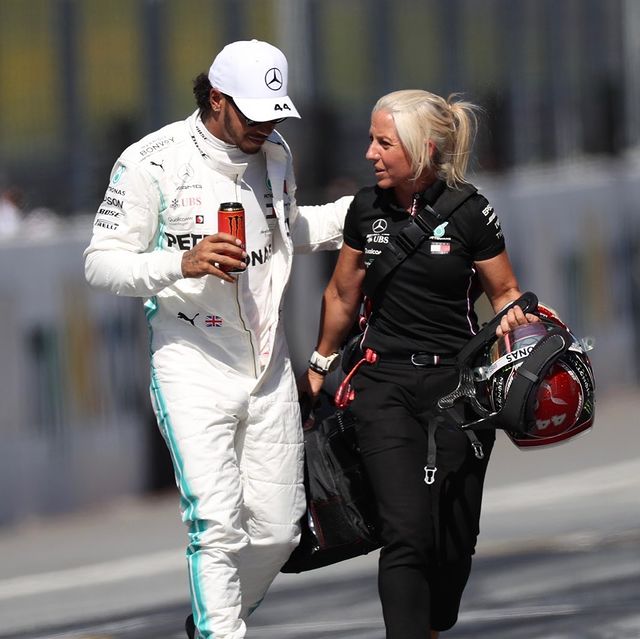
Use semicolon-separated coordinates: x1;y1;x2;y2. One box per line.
378;352;457;367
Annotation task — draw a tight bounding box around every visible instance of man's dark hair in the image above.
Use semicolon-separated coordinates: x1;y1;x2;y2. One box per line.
193;73;213;118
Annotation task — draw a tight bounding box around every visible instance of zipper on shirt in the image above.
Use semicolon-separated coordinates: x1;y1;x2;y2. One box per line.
232;277;258;378
230;173;259;378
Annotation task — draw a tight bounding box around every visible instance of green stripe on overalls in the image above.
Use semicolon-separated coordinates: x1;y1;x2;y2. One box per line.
144;218;213;637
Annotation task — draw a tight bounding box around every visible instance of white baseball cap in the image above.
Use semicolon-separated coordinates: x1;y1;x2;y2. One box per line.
208;39;300;122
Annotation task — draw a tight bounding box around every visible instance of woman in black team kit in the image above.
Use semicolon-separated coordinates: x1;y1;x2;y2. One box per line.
301;90;536;638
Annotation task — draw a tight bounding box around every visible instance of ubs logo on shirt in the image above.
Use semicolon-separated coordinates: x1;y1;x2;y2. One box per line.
364;218;390;266
366;218;389;245
170;196;202;210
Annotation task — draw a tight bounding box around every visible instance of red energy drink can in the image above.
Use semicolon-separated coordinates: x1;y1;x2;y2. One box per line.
218;202;246;273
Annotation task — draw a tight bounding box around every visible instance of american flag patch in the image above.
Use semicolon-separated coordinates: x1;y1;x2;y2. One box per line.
430;241;451;255
205;315;223;327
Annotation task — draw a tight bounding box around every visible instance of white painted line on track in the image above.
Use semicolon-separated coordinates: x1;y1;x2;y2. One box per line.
459;603;580;621
0;549;184;600
10;603;613;638
247;604;579;636
483;457;640;514
0;459;637;602
20;613;176;639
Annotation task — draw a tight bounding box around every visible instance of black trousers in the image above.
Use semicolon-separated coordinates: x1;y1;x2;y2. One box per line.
350;359;495;638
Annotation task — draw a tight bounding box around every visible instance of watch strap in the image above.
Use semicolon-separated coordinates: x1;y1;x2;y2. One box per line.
309;350;340;375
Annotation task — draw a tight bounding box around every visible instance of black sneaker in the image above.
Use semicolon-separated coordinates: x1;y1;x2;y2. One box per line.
185;613;195;639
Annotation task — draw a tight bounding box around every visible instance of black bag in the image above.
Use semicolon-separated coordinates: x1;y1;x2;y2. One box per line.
281;400;380;573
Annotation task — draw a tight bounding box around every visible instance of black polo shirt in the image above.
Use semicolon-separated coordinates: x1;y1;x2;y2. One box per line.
343;180;506;355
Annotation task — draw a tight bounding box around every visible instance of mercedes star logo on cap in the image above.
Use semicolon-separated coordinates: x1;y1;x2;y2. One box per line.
264;68;283;91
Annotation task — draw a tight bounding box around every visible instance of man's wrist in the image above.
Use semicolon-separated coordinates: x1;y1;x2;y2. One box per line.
308;350;340;376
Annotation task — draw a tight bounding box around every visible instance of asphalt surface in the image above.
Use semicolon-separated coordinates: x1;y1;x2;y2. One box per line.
0;388;638;638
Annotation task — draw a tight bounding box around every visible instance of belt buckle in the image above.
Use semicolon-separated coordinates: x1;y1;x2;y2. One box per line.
411;352;439;367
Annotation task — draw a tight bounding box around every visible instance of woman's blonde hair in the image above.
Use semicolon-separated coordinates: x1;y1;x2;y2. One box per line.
373;89;479;188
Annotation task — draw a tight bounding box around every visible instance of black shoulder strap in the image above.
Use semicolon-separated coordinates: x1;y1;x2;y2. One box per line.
362;183;477;298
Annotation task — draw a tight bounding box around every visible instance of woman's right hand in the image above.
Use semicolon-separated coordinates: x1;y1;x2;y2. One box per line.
307;369;327;397
297;369;326;403
297;369;327;424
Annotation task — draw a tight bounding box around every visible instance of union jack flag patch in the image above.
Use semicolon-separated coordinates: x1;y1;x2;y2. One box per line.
205;315;223;327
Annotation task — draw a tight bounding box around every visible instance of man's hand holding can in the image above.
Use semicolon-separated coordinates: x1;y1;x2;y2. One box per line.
218;202;246;274
181;232;247;282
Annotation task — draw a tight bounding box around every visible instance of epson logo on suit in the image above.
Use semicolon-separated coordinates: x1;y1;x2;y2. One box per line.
103;195;123;208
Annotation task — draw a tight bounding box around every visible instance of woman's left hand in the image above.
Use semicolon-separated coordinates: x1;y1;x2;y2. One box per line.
496;305;539;337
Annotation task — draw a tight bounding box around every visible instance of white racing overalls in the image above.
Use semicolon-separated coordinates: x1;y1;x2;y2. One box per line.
84;111;352;638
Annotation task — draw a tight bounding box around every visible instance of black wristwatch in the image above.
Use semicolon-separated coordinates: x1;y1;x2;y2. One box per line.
308;350;340;376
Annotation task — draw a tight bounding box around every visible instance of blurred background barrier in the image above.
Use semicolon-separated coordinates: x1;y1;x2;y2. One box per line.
1;0;639;525
0;224;154;524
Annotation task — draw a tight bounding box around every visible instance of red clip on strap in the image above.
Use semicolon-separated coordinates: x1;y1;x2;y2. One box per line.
334;348;378;409
355;297;373;331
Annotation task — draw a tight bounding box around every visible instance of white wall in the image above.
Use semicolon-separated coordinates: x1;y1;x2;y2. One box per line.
0;227;152;524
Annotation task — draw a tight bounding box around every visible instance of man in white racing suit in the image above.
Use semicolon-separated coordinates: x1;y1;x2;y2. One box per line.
84;40;352;639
